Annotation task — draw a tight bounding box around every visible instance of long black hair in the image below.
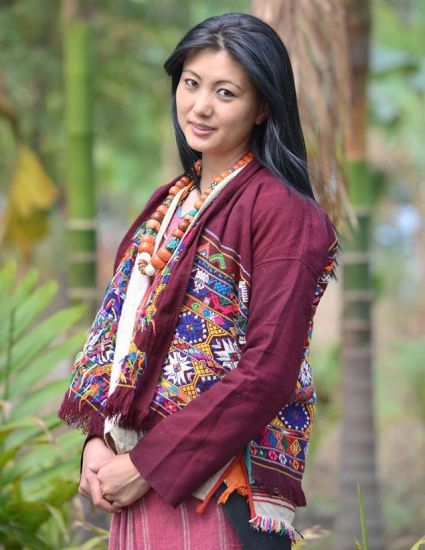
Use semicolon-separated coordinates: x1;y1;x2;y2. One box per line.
164;12;315;200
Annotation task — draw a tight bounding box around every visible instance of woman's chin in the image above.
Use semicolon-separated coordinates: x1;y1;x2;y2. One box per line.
185;141;215;156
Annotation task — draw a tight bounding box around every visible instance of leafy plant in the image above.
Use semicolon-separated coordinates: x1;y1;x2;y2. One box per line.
354;484;369;550
354;483;425;550
0;260;90;549
410;537;425;550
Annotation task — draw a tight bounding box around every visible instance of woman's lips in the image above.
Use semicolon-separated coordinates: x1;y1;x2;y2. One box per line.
189;121;216;137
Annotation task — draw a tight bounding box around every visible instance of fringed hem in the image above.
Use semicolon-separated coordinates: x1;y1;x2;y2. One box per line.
58;387;147;436
58;397;105;437
104;386;151;430
249;515;303;545
104;386;137;422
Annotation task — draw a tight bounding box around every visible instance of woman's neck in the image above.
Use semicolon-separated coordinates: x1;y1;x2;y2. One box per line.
198;150;249;193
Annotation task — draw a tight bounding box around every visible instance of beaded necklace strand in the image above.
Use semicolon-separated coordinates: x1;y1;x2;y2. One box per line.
137;152;254;277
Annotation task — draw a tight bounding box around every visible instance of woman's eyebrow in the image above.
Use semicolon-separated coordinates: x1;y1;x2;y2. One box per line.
182;69;243;91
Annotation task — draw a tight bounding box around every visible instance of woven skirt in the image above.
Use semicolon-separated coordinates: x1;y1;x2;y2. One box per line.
108;489;242;550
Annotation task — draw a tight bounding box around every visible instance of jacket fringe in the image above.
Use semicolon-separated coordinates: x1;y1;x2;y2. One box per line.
249;515;303;545
104;386;138;424
58;396;104;437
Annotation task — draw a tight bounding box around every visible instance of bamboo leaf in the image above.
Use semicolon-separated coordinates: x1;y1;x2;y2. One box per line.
16;443;75;480
11;380;70;419
0;416;52;436
8;329;85;399
410;537;425;550
9;267;39;306
5;413;61;448
0;522;52;550
0;281;57;357
45;480;78;507
44;504;71;544
11;280;58;340
0;260;17;302
0;445;19;469
2;304;85;375
0;264;38;317
23;462;80;500
1;501;50;532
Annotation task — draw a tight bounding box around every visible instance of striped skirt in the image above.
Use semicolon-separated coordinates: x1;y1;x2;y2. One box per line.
108;490;242;550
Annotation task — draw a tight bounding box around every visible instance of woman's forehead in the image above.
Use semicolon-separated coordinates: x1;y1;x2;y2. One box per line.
182;49;249;81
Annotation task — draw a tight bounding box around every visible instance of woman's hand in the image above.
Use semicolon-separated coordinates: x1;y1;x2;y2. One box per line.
89;453;151;509
79;437;122;513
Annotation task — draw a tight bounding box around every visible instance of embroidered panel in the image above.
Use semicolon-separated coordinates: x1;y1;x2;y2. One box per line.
148;230;251;418
67;249;135;410
148;233;339;493
250;239;338;485
66;223;148;413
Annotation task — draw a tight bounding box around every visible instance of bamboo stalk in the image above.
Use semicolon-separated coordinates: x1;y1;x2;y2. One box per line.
62;0;97;310
335;2;385;548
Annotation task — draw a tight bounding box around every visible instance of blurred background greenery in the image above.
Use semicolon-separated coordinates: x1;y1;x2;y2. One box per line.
0;0;424;549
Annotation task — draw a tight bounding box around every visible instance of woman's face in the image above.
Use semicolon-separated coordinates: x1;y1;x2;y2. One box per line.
176;48;267;166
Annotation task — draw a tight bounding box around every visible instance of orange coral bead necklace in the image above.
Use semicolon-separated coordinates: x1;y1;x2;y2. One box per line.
137;152;254;277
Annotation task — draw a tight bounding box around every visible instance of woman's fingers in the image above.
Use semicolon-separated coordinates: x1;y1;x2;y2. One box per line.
88;457;112;474
87;471;122;513
99;476;150;508
79;437;121;512
78;478;90;499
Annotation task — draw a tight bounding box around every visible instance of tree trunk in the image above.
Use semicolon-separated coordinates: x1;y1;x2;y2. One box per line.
62;0;97;311
250;1;385;547
335;1;385;548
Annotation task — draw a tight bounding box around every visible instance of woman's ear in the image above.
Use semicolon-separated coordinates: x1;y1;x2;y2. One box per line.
255;105;269;125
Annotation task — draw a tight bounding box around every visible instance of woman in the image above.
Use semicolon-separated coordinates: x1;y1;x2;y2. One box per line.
59;12;338;550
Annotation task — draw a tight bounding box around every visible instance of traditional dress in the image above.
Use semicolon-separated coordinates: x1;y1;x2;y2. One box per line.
59;157;338;548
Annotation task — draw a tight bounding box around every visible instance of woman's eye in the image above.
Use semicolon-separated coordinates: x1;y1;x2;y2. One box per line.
184;78;198;88
217;88;235;98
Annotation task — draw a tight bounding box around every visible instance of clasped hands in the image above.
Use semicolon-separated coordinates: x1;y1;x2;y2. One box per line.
79;436;151;513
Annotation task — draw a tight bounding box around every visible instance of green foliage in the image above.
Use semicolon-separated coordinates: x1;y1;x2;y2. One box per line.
0;0;249;213
371;0;425;168
410;537;425;550
0;260;88;549
391;339;425;424
354;484;425;550
354;484;369;550
61;522;108;550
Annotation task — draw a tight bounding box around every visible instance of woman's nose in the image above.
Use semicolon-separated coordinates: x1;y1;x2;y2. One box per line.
192;92;213;117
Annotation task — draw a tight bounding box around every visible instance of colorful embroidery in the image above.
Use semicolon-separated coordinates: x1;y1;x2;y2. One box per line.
148;230;250;418
65;226;147;415
249;238;338;487
148;234;339;510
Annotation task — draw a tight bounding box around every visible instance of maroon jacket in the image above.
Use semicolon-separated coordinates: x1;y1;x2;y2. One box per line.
91;160;338;508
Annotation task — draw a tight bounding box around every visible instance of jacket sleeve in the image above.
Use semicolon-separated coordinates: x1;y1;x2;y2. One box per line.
129;255;324;507
129;184;336;507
